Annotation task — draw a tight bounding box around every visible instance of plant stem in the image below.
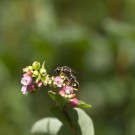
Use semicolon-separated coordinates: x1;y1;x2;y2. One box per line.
62;106;78;135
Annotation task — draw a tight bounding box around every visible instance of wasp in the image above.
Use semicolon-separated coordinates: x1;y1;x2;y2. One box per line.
54;66;79;90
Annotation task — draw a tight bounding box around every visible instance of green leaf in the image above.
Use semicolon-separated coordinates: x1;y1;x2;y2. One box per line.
50;106;70;129
55;94;66;106
67;107;94;135
31;117;71;135
48;91;66;107
50;106;94;135
78;100;92;109
48;90;56;101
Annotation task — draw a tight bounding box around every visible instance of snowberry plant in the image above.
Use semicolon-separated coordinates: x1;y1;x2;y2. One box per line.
21;61;94;135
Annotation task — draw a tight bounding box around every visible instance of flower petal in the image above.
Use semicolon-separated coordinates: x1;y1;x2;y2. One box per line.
21;86;28;95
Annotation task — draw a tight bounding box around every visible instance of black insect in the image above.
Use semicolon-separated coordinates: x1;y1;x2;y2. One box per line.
55;66;79;90
72;80;79;91
55;66;71;76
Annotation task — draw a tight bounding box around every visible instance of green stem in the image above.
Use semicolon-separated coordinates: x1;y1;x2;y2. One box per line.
62;106;78;135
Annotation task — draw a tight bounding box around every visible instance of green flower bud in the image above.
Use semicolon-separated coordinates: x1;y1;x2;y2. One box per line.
40;68;47;76
32;61;40;70
33;70;39;77
48;79;52;85
41;75;49;86
35;74;41;83
28;66;33;71
46;75;50;82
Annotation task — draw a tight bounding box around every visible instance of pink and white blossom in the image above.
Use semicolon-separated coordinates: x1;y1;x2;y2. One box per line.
54;76;63;87
37;81;43;87
63;86;73;94
21;76;32;86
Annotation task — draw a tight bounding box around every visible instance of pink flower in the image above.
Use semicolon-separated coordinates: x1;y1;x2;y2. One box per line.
21;86;28;95
37;81;43;87
23;71;33;77
21;85;35;95
21;76;32;86
54;76;63;87
59;90;66;96
70;98;78;107
63;86;73;94
28;85;35;92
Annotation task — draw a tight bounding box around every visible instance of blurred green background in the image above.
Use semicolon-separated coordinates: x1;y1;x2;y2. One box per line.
1;0;135;135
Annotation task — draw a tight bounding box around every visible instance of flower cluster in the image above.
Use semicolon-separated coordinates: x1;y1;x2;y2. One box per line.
21;61;91;108
52;76;78;107
21;61;50;94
